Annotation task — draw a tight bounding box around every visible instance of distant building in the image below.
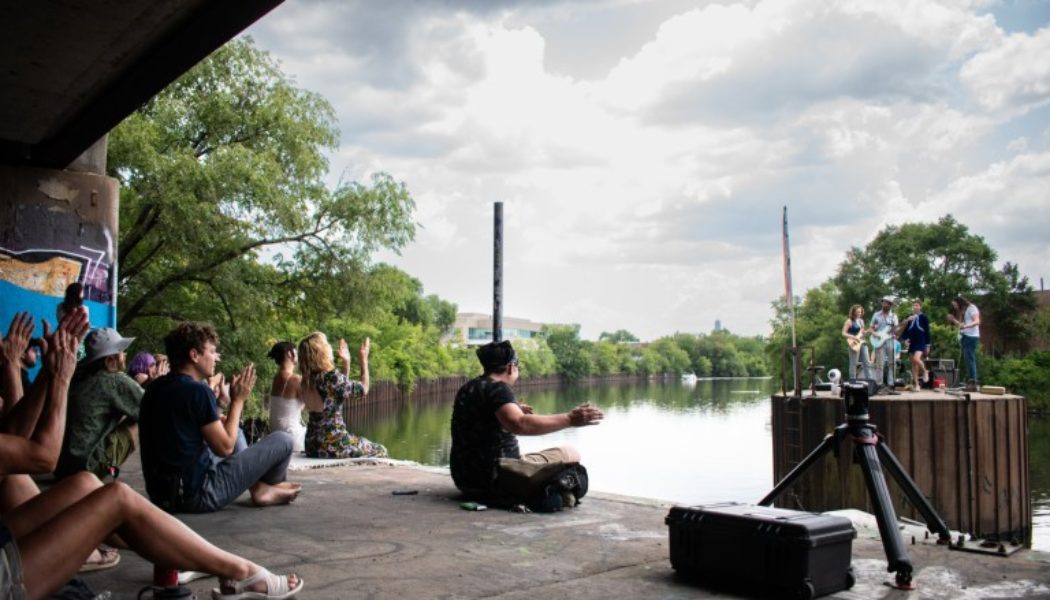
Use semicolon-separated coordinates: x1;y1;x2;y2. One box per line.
449;312;545;346
714;319;723;332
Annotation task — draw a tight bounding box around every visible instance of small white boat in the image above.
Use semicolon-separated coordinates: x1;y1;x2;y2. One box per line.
681;372;698;384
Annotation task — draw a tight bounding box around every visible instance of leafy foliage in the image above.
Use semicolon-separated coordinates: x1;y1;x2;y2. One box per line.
770;216;1042;392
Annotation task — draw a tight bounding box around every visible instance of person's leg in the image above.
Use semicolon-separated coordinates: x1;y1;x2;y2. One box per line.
2;472;125;568
872;347;884;385
848;348;859;380
3;472;103;538
195;432;296;511
0;475;40;513
860;346;874;381
890;344;898;386
14;482;297;599
910;352;922;388
961;336;979;383
101;422;137;476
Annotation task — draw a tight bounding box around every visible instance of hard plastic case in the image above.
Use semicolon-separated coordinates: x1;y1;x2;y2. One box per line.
666;502;856;599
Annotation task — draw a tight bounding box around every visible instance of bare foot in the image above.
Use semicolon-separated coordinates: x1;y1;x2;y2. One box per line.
275;481;302;491
251;483;299;507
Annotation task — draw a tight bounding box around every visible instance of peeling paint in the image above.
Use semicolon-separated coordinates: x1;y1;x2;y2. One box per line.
37;177;80;202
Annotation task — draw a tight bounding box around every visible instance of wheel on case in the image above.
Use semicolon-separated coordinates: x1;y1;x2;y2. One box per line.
796;581;815;600
846;566;856;589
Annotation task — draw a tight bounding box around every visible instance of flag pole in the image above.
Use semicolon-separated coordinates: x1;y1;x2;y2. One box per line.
782;205;801;395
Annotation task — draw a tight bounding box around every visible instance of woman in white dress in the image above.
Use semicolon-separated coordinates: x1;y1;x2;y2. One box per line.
267;341;305;452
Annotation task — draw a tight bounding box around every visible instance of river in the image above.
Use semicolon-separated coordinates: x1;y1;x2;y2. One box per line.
356;377;1049;551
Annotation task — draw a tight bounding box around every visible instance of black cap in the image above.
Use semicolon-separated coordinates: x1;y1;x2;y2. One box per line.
477;340;517;372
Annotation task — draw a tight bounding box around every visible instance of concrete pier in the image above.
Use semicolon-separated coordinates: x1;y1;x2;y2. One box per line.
79;453;1050;599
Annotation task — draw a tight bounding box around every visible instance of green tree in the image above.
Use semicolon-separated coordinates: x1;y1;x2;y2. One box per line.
542;324;594;381
833;215;1004;315
109;38;417;376
599;329;639;343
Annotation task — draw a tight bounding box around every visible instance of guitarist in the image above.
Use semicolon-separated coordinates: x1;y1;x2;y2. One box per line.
869;297;900;395
841;304;873;381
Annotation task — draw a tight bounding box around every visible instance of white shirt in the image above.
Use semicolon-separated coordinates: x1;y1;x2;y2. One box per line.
962;304;980;338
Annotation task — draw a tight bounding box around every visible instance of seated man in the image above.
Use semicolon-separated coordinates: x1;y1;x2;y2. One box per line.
139;322;300;513
0;310;303;599
55;327;142;480
450;340;603;510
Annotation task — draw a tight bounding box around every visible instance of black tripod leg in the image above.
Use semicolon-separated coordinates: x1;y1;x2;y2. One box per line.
856;442;913;585
759;427;842;506
876;441;952;541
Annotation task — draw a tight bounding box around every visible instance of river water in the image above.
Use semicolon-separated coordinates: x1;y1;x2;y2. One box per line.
358;377;1049;551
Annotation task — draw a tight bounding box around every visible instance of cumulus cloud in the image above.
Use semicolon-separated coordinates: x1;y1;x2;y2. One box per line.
247;0;1050;339
961;25;1050;113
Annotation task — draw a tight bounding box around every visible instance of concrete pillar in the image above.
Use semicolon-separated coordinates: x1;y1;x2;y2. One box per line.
0;160;119;338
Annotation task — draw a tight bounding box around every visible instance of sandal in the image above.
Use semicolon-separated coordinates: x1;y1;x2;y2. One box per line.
79;545;121;573
211;568;303;600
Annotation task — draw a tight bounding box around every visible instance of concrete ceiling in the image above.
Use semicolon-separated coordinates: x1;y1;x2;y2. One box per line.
0;0;285;169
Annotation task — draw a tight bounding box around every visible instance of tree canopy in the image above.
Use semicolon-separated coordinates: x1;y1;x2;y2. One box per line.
771;215;1039;387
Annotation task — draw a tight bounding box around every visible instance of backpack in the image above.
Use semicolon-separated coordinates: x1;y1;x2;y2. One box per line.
496;462;589;513
530;464;589;513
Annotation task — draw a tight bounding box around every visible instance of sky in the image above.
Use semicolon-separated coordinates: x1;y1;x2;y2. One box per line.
245;0;1050;340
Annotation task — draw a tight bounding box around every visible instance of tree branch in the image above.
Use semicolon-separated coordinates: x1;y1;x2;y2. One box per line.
121;240;165;283
119;202;162;266
118;225;333;329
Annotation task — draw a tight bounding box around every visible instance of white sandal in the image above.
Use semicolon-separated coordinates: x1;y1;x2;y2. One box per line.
211;568;303;599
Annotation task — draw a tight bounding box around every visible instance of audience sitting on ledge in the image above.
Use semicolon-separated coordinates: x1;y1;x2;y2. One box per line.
0;309;303;599
139;321;300;513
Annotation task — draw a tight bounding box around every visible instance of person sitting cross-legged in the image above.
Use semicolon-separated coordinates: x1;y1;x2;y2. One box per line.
139;322;300;513
55;327;142;480
450;340;603;511
0;311;304;599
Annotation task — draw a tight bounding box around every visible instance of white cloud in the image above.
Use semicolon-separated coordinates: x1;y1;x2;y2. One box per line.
248;0;1050;339
961;25;1050;113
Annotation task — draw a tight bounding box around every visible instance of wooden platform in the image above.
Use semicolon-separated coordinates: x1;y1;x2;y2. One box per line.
771;389;1030;544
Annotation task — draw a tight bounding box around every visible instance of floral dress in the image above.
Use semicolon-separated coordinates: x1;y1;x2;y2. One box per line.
304;371;388;459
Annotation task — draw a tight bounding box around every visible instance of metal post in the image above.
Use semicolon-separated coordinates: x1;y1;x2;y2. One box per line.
493;201;503;342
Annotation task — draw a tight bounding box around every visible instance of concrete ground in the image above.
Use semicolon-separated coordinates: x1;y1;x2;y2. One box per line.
79;454;1050;600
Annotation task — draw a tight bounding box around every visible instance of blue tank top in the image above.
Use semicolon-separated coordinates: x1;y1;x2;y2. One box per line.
847;318;862;335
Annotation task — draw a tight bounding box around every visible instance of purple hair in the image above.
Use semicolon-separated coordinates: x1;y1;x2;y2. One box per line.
127;352;155;376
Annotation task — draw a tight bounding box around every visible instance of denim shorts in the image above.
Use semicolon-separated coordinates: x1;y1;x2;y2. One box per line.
0;522;27;599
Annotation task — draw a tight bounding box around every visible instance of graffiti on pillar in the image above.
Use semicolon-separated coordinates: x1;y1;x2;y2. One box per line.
0;245;114;305
0;198;117;334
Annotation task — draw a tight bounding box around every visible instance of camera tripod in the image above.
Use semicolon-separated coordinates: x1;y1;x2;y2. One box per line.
759;383;951;589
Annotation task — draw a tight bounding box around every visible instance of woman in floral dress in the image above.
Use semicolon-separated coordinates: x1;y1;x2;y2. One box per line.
297;332;388;458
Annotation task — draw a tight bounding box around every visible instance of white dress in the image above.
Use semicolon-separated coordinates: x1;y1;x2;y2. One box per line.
269;394;306;453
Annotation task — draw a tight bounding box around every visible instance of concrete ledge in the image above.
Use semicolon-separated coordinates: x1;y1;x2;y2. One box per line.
80;455;1050;599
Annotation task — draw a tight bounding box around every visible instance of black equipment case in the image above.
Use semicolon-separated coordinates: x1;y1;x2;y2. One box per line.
666;502;856;599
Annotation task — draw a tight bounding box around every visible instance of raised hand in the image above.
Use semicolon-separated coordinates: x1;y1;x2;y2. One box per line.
230;363;257;404
45;327;78;383
59;306;90;343
1;312;34;368
338;338;351;368
568;403;604;427
359;337;370;361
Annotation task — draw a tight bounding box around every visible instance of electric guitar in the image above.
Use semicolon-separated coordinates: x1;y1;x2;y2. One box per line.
847;335;865;352
869;330;894;349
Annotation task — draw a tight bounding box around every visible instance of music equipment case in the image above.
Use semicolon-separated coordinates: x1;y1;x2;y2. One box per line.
666;502;856;599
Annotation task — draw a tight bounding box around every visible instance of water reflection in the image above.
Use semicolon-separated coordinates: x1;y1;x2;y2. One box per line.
357;378;775;504
352;378;1049;551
